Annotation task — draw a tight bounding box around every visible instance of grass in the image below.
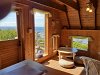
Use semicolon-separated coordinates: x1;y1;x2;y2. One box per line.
72;41;88;51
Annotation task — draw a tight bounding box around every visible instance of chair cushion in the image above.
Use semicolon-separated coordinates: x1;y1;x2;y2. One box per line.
74;56;84;65
59;59;74;68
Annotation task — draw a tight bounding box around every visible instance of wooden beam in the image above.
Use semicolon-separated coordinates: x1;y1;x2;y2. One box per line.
29;0;66;12
90;0;97;8
90;0;98;29
94;8;97;30
59;0;79;10
76;0;82;29
94;0;98;30
64;5;71;29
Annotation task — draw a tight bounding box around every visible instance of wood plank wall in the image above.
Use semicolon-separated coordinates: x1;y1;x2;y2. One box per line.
58;0;100;60
0;0;63;69
59;0;100;30
0;40;20;69
97;0;100;29
15;0;63;57
61;29;100;60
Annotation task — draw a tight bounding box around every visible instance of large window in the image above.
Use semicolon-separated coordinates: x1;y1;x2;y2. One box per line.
0;11;18;41
34;11;46;60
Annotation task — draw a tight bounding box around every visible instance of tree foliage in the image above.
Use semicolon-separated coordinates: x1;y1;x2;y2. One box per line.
0;30;17;41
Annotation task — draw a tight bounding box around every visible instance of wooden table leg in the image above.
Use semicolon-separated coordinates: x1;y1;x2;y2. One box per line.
73;53;76;60
59;52;61;60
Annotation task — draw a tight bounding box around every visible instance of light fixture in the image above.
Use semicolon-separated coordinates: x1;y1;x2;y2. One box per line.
86;3;90;11
89;9;93;12
86;7;90;11
86;1;93;12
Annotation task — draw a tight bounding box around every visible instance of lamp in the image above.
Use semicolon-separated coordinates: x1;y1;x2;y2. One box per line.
86;1;93;12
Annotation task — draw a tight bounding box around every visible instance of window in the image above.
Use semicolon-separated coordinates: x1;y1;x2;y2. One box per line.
0;11;18;41
34;11;46;60
72;36;88;51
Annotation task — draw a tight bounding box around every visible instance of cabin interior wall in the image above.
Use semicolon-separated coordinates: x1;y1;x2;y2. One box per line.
61;30;100;60
59;0;100;60
16;0;63;62
1;0;100;69
0;0;63;69
97;0;100;29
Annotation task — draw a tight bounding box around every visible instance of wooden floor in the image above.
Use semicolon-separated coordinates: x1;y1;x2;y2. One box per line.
43;57;85;75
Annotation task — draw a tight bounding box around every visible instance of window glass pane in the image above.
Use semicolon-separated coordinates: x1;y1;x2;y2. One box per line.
34;12;46;60
72;36;88;51
0;11;18;41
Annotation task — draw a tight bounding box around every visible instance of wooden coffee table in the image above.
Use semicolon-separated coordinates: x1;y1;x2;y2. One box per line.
58;47;78;60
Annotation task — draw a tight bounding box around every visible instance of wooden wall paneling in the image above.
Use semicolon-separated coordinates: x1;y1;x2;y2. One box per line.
28;7;34;60
59;11;69;28
61;30;100;60
38;9;62;55
61;29;68;46
76;0;83;29
15;3;34;60
0;4;26;69
64;5;71;29
97;32;100;60
96;0;100;29
59;0;78;10
79;0;95;29
30;0;66;12
45;14;49;54
67;5;81;29
92;0;98;29
15;0;63;61
0;55;1;69
22;6;34;60
0;40;19;69
16;8;25;61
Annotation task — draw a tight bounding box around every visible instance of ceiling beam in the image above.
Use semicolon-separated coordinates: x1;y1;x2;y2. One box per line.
76;0;82;29
59;0;79;10
29;0;66;12
90;0;97;8
90;0;98;30
90;0;98;29
64;5;71;29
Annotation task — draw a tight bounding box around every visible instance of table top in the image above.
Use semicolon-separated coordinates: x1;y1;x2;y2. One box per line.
58;47;78;53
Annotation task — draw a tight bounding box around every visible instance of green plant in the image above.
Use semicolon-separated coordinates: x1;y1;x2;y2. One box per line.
0;30;17;41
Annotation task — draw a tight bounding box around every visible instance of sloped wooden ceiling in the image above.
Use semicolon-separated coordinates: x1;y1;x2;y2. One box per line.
30;0;99;30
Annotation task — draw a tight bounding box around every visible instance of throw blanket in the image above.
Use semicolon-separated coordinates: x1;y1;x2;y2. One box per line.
80;56;100;75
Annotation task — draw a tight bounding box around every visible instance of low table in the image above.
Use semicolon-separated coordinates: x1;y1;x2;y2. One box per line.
58;47;78;60
58;47;78;68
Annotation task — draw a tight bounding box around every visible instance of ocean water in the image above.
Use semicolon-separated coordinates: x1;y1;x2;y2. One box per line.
35;27;44;32
0;26;44;33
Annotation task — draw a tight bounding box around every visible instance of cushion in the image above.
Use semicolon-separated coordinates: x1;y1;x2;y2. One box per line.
74;56;83;65
0;60;47;75
59;59;74;68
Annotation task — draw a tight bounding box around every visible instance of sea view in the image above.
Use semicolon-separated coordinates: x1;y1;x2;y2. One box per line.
0;26;44;33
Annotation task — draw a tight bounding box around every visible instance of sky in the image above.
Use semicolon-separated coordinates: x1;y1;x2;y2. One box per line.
34;12;45;27
0;11;17;27
0;11;45;27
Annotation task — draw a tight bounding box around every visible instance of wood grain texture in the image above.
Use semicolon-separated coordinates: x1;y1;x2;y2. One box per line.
15;0;62;61
43;57;85;75
59;0;78;10
61;29;100;60
0;40;20;69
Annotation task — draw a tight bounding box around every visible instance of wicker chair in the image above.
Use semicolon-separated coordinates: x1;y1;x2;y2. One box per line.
80;56;100;75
